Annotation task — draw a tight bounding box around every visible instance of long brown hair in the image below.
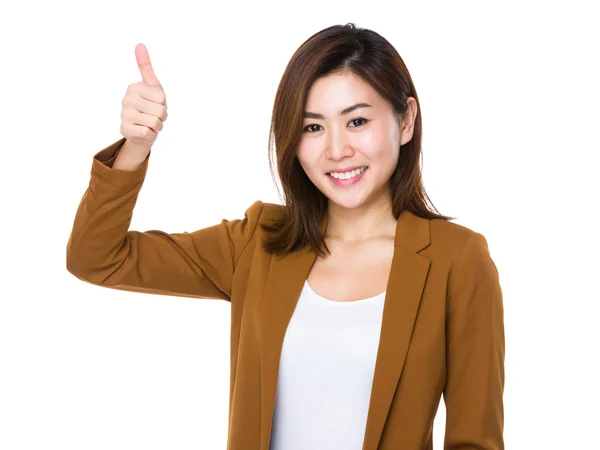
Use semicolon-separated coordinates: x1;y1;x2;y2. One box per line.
260;23;455;258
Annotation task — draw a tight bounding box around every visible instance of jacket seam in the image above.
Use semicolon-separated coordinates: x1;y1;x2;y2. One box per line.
232;201;264;276
446;231;478;317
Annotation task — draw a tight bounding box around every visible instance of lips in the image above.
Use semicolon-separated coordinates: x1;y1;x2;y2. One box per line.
325;165;369;175
326;166;368;185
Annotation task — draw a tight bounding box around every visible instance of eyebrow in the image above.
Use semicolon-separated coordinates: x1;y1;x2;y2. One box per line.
303;102;373;119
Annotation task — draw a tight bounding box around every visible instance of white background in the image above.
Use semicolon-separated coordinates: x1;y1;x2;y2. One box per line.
1;0;598;448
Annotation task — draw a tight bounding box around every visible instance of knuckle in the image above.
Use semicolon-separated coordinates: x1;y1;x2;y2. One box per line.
156;89;166;105
126;83;138;96
122;95;134;108
142;127;155;140
122;107;133;122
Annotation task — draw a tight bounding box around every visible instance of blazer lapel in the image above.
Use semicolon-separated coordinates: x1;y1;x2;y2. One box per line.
259;207;431;450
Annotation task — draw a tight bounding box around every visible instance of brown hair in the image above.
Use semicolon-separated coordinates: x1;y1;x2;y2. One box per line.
260;23;455;258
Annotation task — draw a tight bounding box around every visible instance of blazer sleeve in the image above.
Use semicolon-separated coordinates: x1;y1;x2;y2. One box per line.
443;232;505;450
66;137;264;302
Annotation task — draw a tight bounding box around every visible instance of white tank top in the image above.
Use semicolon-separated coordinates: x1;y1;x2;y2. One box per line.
269;279;387;450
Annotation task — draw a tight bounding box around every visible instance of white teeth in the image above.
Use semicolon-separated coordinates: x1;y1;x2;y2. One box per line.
328;166;367;179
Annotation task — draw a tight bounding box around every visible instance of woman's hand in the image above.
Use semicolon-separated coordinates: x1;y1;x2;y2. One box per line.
119;43;168;158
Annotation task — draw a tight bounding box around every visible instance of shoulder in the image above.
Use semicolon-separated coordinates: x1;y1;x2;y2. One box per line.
231;200;282;236
427;216;495;268
430;216;478;248
427;216;498;291
254;201;284;224
260;201;284;215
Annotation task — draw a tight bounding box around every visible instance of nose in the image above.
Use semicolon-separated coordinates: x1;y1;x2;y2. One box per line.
325;127;354;160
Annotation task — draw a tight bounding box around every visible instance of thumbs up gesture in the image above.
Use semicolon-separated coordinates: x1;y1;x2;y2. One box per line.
119;44;168;155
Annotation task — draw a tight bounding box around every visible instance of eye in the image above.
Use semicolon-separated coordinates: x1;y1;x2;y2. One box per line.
349;118;368;127
304;124;322;133
303;117;369;133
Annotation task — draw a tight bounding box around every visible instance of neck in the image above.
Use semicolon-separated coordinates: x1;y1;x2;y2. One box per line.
325;194;396;243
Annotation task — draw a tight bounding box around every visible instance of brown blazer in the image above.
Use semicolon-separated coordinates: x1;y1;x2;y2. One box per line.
66;137;505;450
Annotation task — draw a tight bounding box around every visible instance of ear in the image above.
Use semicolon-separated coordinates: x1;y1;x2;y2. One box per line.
399;97;418;146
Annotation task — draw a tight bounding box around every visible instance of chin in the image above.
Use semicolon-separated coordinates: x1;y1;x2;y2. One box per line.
327;194;369;210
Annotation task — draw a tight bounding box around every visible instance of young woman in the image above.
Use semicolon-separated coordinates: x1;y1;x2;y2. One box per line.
67;23;505;450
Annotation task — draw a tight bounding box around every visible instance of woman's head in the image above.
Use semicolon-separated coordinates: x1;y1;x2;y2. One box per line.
261;23;453;257
297;70;416;212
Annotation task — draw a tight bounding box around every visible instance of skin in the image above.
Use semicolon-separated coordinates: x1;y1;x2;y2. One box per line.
296;71;419;301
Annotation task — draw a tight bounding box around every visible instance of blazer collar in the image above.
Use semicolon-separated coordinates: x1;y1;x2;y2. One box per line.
259;207;431;450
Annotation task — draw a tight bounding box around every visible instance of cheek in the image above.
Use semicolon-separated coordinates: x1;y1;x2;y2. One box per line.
365;129;400;161
356;126;387;151
362;144;395;165
296;141;318;170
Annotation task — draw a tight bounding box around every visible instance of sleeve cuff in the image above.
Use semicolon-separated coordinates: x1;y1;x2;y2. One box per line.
91;137;151;184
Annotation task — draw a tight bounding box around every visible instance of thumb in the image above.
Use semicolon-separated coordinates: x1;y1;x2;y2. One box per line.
135;43;162;87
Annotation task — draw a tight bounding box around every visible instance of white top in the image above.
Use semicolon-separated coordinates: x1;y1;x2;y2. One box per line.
268;280;387;450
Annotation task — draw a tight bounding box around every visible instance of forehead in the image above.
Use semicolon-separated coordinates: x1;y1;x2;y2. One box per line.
305;72;384;108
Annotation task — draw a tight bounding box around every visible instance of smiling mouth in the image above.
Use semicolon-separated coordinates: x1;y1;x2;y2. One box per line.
326;166;369;179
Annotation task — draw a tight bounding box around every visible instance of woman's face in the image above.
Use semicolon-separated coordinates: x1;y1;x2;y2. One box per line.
296;71;414;211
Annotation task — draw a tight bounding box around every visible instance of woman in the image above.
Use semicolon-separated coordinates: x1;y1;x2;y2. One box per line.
66;23;505;450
